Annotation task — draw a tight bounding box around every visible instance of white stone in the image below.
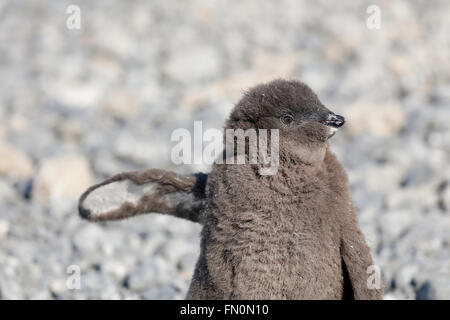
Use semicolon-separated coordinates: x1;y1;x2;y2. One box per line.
164;46;221;83
33;154;93;202
0;141;34;178
344;102;405;137
0;219;10;238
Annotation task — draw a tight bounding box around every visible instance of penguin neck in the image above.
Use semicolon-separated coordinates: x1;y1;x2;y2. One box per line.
282;142;328;166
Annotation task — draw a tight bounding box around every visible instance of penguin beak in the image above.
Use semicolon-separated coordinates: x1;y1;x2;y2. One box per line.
323;114;345;128
321;113;345;139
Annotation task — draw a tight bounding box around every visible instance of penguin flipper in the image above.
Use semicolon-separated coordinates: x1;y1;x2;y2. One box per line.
78;169;207;223
340;209;383;300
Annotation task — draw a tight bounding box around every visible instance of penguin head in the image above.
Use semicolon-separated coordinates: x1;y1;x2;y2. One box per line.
227;79;345;148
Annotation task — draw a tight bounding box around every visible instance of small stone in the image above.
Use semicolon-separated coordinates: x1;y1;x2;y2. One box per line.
0;141;34;178
380;210;413;240
141;285;177;300
101;89;141;118
164;46;221;83
48;279;67;298
416;276;450;300
387;186;438;212
113;133;171;167
365;164;404;193
400;163;434;187
0;219;9;238
93;19;136;57
177;253;198;276
394;265;419;294
72;224;106;254
126;257;171;291
45;82;103;109
162;239;199;264
102;260;130;278
32;154;93;202
344;102;405;137
9;114;29;133
0;180;18;203
383;293;402;300
55;120;85;142
388;54;414;77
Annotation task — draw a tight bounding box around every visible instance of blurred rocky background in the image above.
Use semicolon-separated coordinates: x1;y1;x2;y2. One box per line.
0;0;449;299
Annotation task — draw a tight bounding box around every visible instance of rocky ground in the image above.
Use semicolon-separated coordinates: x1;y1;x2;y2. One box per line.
0;0;449;299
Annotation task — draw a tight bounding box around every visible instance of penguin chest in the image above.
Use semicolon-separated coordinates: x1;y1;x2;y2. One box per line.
218;207;343;299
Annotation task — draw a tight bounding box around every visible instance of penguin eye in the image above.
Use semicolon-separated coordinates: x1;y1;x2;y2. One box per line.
280;114;294;125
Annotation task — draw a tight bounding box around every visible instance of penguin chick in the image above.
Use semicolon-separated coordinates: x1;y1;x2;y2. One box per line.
78;79;382;300
187;79;382;299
